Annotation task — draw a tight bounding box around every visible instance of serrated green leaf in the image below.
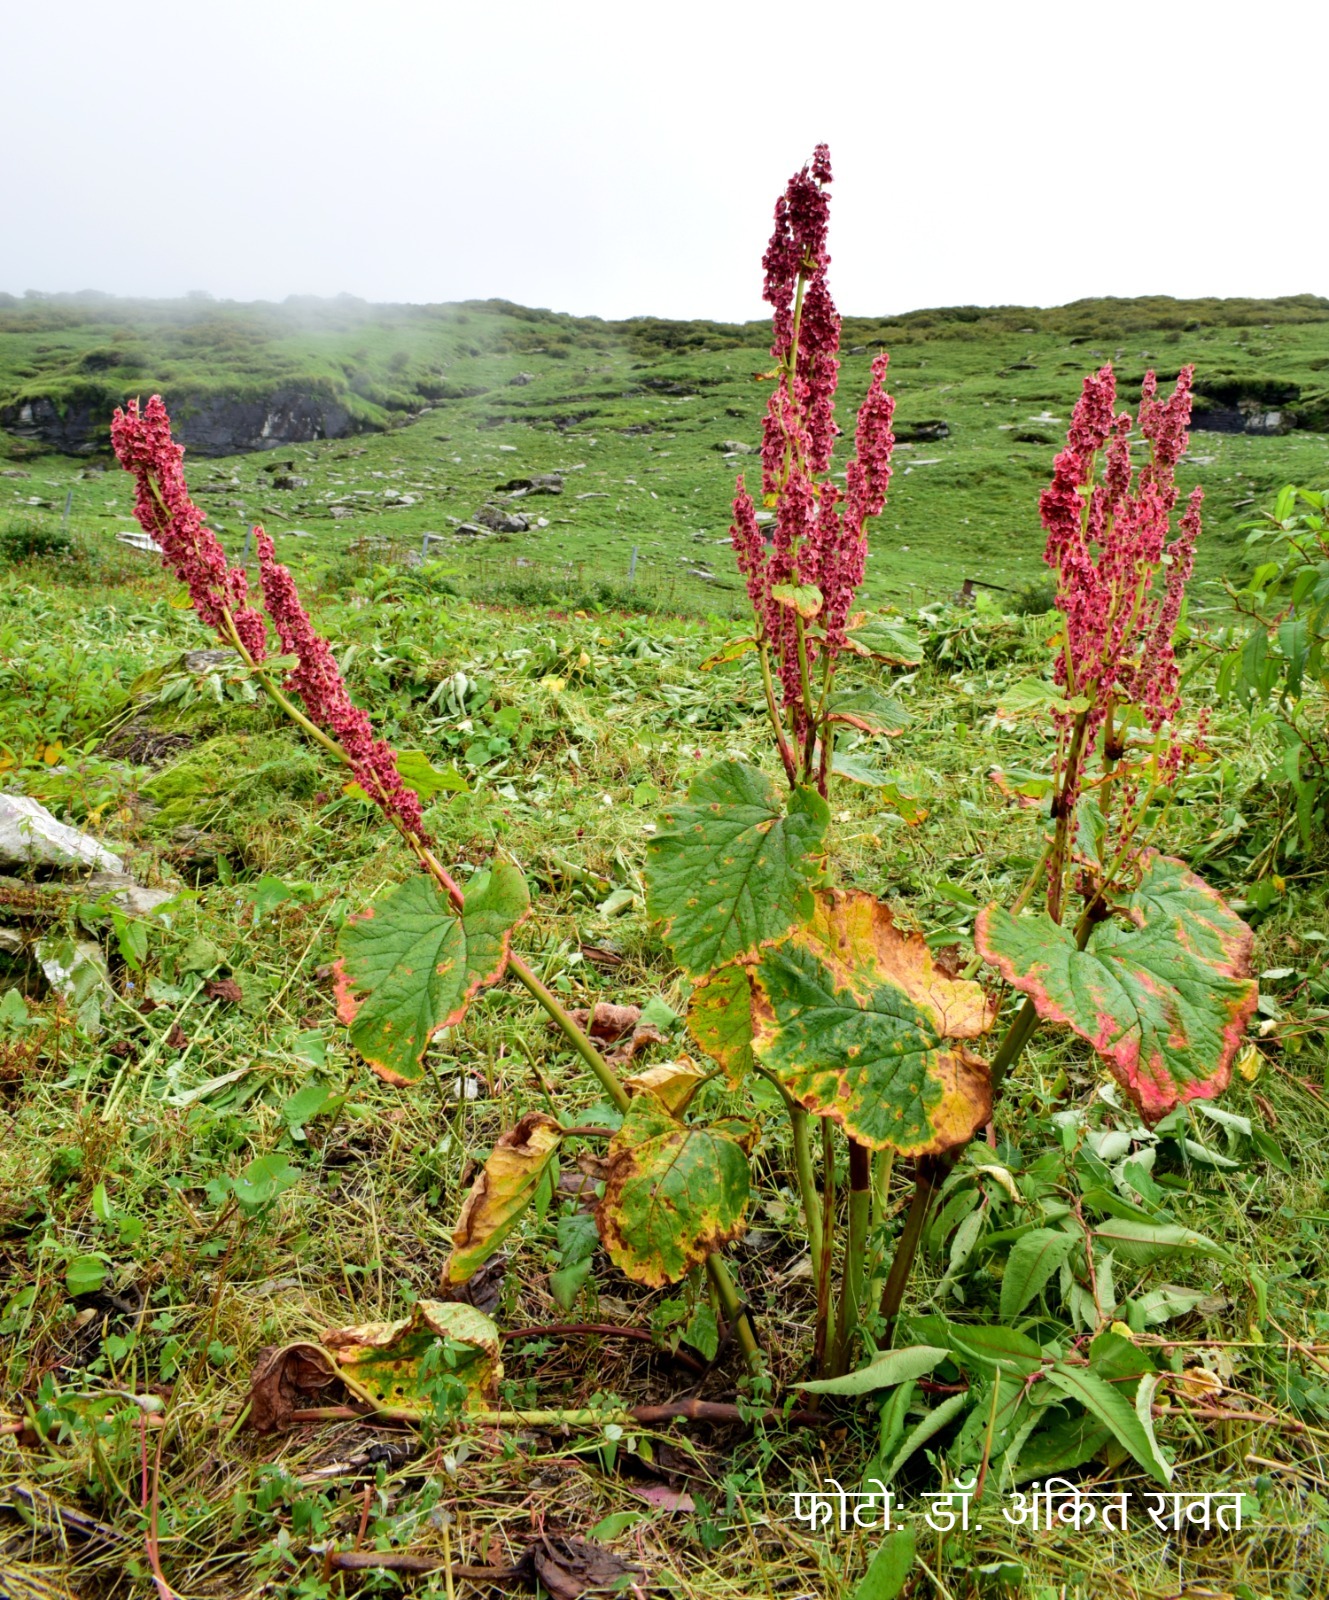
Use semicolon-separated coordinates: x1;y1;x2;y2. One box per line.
826;687;911;737
335;865;529;1085
596;1095;751;1286
799;1344;950;1396
976;850;1257;1123
548;1255;593;1312
999;1228;1077;1320
770;582;824;619
1045;1363;1171;1484
995;678;1079;719
846;615;925;666
879;1391;972;1484
444;1113;563;1283
686;961;756;1085
645;761;828;976
1091;1217;1229;1265
751;890;994;1156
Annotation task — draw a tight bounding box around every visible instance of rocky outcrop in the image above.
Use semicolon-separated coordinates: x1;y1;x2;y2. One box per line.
1;386;376;457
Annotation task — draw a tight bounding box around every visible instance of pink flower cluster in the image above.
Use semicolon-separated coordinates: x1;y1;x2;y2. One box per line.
733;148;895;741
110;396;269;661
1039;362;1203;763
111;394;429;843
255;531;429;840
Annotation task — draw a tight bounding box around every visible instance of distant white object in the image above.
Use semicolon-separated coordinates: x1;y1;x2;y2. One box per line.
117;530;164;554
0;794;124;873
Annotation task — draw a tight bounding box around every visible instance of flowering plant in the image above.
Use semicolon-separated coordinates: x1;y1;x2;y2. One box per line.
111;148;1256;1411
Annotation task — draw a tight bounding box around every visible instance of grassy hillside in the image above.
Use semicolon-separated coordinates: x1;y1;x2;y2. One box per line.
4;291;1329;610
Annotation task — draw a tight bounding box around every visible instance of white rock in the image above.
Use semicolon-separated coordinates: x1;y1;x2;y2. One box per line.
0;795;123;873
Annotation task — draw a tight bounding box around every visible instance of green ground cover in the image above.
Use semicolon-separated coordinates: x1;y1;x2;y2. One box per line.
1;511;1329;1596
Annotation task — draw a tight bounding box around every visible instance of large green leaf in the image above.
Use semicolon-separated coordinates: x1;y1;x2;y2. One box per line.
798;1345;950;1396
751;890;994;1156
596;1094;753;1286
686;961;756;1085
825;686;910;736
845;615;925;666
444;1112;563;1284
335;865;529;1084
645;761;828;976
976;851;1257;1122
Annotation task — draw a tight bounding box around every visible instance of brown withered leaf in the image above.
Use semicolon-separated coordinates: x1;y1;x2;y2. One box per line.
521;1534;642;1600
248;1341;345;1432
164;1021;188;1050
204;977;244;1004
568;1002;641;1041
580;943;624;968
440;1253;508;1313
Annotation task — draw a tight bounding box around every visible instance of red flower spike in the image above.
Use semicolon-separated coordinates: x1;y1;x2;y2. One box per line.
110;396;268;661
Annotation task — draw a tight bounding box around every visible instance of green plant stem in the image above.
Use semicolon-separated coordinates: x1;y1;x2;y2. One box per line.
788;1103;825;1283
505;952;630;1115
1047;710;1089;923
871;1148;895;1233
878;1156;944;1334
832;1139;871;1374
794;616;818;779
706;1253;763;1376
757;641;798;786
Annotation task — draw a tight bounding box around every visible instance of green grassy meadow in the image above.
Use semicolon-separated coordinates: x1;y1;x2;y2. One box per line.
3;295;1329;1600
5;291;1329;612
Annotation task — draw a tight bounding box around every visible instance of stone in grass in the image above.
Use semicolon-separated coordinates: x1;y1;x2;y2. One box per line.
0;795;123;874
474;504;530;535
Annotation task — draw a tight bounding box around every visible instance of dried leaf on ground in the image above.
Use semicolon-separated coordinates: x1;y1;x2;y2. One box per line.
203;977;244;1003
522;1534;642;1600
248;1341;345;1433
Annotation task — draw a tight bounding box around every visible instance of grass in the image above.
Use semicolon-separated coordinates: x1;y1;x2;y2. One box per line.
4;296;1329;1597
4;291;1329;616
2;516;1329;1597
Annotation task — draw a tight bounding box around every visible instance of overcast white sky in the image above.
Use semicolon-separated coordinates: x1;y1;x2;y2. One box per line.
2;0;1320;321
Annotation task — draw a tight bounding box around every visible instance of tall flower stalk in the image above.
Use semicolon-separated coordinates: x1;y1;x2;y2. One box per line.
731;145;896;792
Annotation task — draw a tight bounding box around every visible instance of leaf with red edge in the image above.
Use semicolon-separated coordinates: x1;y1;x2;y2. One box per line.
975;850;1257;1124
334;865;528;1085
751;889;995;1155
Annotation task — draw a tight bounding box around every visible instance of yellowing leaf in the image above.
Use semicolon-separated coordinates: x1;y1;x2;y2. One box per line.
597;1095;752;1286
1236;1044;1261;1083
686;961;756;1086
444;1112;563;1284
752;890;995;1156
624;1059;708;1113
322;1300;502;1414
977;851;1257;1123
770;583;824;620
